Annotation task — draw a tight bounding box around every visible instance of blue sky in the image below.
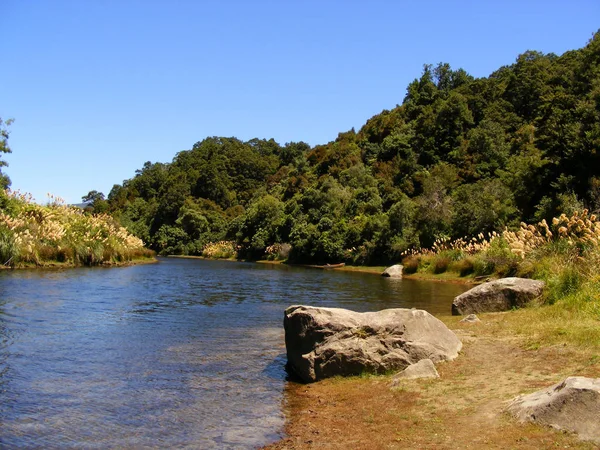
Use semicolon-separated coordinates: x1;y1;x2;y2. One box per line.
2;1;599;204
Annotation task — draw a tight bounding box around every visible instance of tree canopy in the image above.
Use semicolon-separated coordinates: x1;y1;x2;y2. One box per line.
99;31;600;264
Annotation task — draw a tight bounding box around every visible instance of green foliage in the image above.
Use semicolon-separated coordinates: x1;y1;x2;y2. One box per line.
154;225;189;255
0;225;19;266
450;257;475;277
0;117;14;188
82;190;108;214
99;31;600;267
236;194;285;258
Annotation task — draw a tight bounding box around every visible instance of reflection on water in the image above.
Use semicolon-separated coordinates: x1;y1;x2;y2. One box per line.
0;258;468;448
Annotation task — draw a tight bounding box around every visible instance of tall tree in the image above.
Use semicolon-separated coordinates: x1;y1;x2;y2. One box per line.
0;117;13;188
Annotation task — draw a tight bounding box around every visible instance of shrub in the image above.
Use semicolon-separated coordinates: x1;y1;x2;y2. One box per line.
451;257;475;277
0;225;19;266
265;242;292;261
433;256;451;274
202;241;238;259
401;256;419;274
472;256;496;276
495;259;519;277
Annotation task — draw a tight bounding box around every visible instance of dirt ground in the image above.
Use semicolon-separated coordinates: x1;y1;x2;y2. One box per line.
264;316;600;449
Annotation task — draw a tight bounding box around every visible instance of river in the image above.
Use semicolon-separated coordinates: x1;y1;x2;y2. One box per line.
0;258;469;449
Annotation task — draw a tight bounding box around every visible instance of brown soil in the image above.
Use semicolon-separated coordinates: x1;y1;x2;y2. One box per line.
264;316;600;449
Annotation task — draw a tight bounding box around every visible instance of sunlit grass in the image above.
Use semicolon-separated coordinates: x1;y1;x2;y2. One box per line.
403;210;600;352
0;189;153;267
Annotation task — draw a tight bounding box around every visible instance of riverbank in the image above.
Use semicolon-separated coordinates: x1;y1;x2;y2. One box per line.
1;254;157;270
265;311;600;449
168;255;386;273
1;190;154;269
169;254;480;284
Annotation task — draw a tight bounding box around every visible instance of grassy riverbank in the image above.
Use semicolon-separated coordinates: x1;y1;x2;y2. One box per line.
398;211;600;349
264;211;600;448
0;190;154;268
266;307;600;449
267;315;600;449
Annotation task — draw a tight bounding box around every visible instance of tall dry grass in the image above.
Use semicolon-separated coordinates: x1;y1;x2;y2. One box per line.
0;190;153;267
401;210;600;349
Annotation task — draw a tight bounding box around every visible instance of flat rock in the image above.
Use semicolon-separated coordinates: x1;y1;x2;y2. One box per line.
460;314;481;323
391;358;439;385
507;377;600;444
284;305;462;383
452;277;545;315
382;264;403;278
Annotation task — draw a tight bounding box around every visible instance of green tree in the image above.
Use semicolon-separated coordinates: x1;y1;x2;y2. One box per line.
103;31;600;263
82;190;109;214
452;179;517;237
236;194;285;257
0;117;14;188
414;163;458;246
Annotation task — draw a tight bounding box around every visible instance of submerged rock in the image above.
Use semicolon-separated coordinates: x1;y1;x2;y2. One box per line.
452;277;545;315
381;264;403;278
284;305;462;383
391;358;439;385
507;376;600;444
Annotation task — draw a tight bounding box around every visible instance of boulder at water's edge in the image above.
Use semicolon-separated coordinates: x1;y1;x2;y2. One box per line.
452;277;545;315
507;377;600;444
284;305;462;383
382;264;403;278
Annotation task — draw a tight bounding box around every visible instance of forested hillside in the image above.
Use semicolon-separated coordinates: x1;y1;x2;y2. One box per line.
98;31;600;264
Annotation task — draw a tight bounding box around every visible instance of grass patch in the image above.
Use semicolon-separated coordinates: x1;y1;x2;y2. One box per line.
0;189;153;267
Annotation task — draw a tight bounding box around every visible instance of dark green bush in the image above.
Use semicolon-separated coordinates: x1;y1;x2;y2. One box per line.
473;256;496;276
451;258;475;277
433;256;451;274
401;256;419;274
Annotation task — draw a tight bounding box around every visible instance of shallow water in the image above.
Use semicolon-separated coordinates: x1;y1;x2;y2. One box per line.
0;258;469;448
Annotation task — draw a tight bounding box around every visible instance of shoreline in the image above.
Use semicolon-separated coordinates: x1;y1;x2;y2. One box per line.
1;256;158;271
264;313;600;449
167;254;478;283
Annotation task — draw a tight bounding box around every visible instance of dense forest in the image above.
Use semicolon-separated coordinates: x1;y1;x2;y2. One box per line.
90;31;600;265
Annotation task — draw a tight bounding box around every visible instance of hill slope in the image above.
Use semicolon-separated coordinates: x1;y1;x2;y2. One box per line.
101;31;600;264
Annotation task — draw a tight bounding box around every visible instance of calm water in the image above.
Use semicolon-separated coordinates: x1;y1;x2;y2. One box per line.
0;258;469;449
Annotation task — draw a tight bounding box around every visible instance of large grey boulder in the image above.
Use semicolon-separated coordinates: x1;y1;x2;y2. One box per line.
382;264;403;278
507;377;600;444
452;277;545;315
284;305;462;383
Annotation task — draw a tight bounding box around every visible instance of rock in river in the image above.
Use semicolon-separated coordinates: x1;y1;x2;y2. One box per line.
452;277;545;315
381;264;403;278
507;377;600;444
284;305;462;383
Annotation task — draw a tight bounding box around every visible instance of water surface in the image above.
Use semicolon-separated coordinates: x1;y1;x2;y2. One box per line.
0;258;469;448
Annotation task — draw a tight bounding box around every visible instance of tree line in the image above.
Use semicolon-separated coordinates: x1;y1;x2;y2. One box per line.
85;31;600;264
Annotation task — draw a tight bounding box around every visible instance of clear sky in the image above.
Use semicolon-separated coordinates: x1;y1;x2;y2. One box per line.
2;1;599;204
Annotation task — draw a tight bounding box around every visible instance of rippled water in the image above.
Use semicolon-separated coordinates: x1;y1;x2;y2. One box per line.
0;258;469;449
